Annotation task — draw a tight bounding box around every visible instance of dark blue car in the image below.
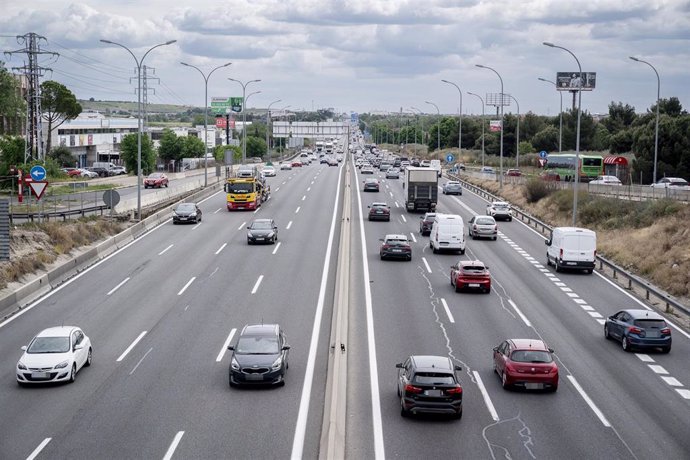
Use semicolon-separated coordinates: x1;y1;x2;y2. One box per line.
604;309;671;353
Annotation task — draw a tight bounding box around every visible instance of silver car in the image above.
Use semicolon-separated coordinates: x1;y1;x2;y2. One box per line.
468;215;497;240
486;201;512;221
442;181;463;195
386;168;400;179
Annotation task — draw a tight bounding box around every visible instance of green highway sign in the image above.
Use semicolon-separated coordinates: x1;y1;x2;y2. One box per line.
230;97;243;113
211;97;243;115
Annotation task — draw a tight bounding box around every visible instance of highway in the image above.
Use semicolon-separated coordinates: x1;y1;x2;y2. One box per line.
0;152;689;459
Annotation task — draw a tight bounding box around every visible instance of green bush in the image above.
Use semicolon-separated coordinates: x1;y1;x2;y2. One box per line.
523;178;553;203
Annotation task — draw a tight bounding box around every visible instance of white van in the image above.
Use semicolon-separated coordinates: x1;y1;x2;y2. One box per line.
430;159;441;177
92;161;117;171
545;227;596;274
430;214;466;254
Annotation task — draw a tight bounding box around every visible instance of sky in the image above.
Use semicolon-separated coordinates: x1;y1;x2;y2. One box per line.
1;0;688;118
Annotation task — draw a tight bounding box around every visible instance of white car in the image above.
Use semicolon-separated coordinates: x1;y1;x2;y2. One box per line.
651;177;690;189
79;168;99;178
486;201;512;221
262;166;276;177
589;175;622;186
16;326;92;385
280;162;292;170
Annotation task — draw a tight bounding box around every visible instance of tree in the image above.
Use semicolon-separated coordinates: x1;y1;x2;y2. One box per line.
157;128;182;163
40;81;82;153
245;137;267;158
191;114;205;127
652;97;685;117
181;135;205;158
521;112;547;141
0;136;25;176
602;101;637;134
0;62;25;135
531;126;559;153
120;133;156;175
609;129;633;153
48;145;76;167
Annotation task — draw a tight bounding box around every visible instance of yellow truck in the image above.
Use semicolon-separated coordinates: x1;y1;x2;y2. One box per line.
224;176;270;211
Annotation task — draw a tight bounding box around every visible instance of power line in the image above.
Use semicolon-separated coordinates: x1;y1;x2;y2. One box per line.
51;40;133;73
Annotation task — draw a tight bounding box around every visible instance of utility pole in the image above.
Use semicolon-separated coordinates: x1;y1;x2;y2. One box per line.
140;65;159;133
6;33;59;161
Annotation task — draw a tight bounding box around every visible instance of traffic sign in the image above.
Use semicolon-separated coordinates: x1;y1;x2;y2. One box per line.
29;181;48;200
30;165;46;181
539;150;548;158
446;154;455;163
102;190;120;208
538;158;548;167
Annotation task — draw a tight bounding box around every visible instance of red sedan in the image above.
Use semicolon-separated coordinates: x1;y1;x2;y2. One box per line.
291;160;303;167
450;260;491;293
493;339;559;392
144;173;169;188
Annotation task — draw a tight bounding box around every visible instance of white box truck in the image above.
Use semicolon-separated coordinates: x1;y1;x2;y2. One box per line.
545;227;596;274
405;167;438;212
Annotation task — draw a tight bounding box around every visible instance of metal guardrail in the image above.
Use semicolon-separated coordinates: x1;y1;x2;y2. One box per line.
447;171;690;319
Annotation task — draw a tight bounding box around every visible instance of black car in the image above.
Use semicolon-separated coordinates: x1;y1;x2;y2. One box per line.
172;203;202;224
419;212;436;236
86;167;112;177
247;218;278;244
228;324;290;386
605;309;672;353
363;178;380;192
396;355;463;418
380;234;412;261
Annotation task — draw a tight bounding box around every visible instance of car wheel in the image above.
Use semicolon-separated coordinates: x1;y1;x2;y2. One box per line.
400;399;410;418
549;384;558;393
173;221;178;225
555;261;562;273
661;347;671;354
454;281;461;293
484;286;491;294
508;217;512;222
432;245;438;254
493;236;497;241
272;236;276;244
622;336;632;352
546;254;551;266
165;183;169;188
604;324;611;340
85;348;92;367
454;410;463;420
69;363;77;383
247;239;252;245
586;269;593;274
17;380;26;387
459;249;465;255
501;370;510;390
407;255;412;261
397;383;401;397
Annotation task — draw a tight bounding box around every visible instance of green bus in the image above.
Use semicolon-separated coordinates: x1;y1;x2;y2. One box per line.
544;154;604;182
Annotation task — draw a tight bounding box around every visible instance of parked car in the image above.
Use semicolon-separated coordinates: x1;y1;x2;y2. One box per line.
16;326;92;385
604;309;671;353
368;202;390;221
651;177;690;190
77;168;98;178
380;234;412;261
87;167;112;177
247;218;278;244
480;166;495;174
396;355;463;418
363;178;380;192
144;172;168;188
540;170;561;182
486;201;512;221
172;202;202;224
493;339;558;391
442;181;463;195
385;168;400;179
228;324;290;386
589;175;622;186
419;212;436;236
450;259;491;293
468;215;498;240
280;162;293;170
110;166;127;175
505;169;522;177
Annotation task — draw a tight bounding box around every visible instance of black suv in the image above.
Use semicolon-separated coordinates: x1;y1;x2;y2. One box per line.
396;355;463;418
228;324;290;386
87;167;112;177
419;212;436;236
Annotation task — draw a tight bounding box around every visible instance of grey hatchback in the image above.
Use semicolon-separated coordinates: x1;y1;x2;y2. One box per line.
228;324;290;386
442;181;462;195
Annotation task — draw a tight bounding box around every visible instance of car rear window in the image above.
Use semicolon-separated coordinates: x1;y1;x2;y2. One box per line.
462;265;486;272
413;373;455;385
510;350;553;363
475;218;494;225
634;319;667;329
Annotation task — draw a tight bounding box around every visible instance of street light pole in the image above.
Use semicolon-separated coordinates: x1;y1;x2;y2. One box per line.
467;92;485;167
100;38;176;221
538;77;563;152
630;57;661;184
410;106;422;157
509;95;520;168
441;79;462;157
228;78;261;164
424;101;440;159
476;64;504;188
180;61;232;187
544;42;583;226
266;99;282;161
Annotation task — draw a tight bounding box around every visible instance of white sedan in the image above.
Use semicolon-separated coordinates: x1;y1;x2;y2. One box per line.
16;326;92;385
651;177;690;189
262;166;276;177
589;175;622;185
280;162;292;170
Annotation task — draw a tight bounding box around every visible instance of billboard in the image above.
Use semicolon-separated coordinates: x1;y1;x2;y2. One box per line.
556;72;596;91
211;97;243;115
489;120;502;132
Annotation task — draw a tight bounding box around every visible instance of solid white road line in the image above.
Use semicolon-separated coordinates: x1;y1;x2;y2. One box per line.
216;328;237;362
129;347;153;375
410;233;417;243
107;277;130;296
401;215;407;223
295;206;301;214
116;331;147;362
441;298;455;323
421;257;432;274
251;275;264;294
508;300;533;327
272;242;282;255
162;431;185;460
177;277;196;296
215;243;227;255
567;375;611;427
214;208;222;214
291;164;344;459
287;221;293;229
473;371;500;422
158;244;174;255
237;222;246;231
26;438;52;460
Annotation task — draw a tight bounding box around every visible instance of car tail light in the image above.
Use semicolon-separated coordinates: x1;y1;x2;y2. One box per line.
628;326;643;335
404;384;423;394
446;386;463;395
381;244;390;250
661;328;671;335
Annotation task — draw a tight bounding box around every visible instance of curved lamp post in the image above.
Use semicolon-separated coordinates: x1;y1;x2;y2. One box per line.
630;56;661;184
180;61;232;186
466;92;485;167
538;77;563;152
266;99;282;160
509;94;520;168
544;42;582;226
100;38;176;220
228;78;261;164
441;79;463;157
424;101;441;158
476;64;504;188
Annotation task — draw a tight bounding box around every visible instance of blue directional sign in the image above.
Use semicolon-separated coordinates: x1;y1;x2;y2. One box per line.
539;150;548;159
446;154;455;163
30;165;47;181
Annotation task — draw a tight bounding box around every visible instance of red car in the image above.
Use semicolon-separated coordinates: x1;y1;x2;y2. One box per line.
505;169;522;177
144;173;168;188
493;339;559;392
539;170;561;182
291;160;302;167
450;260;491;293
368;202;390;221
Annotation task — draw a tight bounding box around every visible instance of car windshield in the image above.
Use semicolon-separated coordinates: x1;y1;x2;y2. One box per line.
27;336;70;354
493;204;509;210
236;336;280;354
413;373;455;385
510;350;553;363
228;183;253;193
634;319;666;329
251;221;273;229
176;204;195;212
148;173;162;178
